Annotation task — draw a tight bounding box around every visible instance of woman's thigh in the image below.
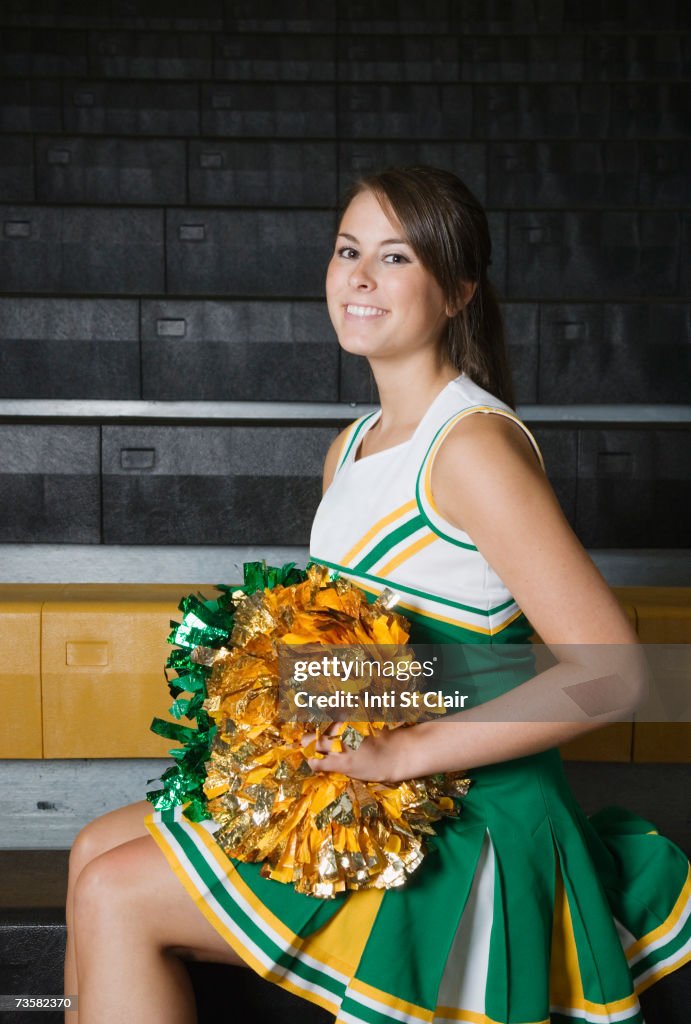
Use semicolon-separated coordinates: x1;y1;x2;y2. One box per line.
74;833;246;966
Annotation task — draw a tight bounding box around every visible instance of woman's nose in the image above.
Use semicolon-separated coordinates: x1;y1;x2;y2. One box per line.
348;262;375;290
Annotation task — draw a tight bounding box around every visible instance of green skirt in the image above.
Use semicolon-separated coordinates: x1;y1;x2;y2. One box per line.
146;746;691;1024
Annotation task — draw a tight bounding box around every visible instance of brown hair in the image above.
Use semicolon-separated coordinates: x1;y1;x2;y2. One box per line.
340;165;515;409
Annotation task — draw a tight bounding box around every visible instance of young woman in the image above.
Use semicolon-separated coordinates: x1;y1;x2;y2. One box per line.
65;167;690;1023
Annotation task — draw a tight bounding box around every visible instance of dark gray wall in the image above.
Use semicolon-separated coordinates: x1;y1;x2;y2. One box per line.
0;1;689;548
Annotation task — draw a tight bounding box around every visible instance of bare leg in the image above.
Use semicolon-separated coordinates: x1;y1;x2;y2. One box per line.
64;800;154;1020
72;834;246;1024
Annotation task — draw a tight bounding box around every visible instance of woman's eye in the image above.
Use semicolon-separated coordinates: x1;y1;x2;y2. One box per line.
337;246;358;259
383;253;410;264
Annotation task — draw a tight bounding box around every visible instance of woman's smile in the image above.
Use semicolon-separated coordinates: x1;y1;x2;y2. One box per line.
344;303;389;319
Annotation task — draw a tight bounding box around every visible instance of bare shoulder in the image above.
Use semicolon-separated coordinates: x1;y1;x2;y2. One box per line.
322;425;351;494
430;411;636;645
434;409;543;479
431;411;549;526
432;409;552;544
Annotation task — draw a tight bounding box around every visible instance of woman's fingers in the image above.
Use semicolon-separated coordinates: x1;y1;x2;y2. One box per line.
301;724;341;754
307;750;345;773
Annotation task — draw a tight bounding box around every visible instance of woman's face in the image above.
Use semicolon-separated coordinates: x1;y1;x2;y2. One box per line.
326;189;449;364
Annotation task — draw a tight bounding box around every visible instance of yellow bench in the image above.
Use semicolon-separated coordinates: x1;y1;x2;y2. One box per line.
1;585;689;762
0;585;187;759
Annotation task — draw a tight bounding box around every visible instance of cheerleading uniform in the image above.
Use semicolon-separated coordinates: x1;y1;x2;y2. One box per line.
146;373;691;1024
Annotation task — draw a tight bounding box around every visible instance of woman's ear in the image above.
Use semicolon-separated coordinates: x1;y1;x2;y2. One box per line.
446;280;478;318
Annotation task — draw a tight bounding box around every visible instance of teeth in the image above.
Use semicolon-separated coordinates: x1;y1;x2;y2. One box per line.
346;304;387;318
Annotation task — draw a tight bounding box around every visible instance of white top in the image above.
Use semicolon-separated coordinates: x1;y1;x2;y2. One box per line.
309;373;545;642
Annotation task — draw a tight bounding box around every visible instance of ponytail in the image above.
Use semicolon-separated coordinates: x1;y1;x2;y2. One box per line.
447;270;516;410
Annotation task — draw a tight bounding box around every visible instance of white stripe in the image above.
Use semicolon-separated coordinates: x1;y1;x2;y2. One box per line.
627;890;691;966
165;811;350;983
347;986;428;1024
613;916;637;955
150;814;347;1007
199;816;221;834
337;566;519;633
549;1001;641;1022
337;1010;374;1024
633;931;691;989
435;828;494;1015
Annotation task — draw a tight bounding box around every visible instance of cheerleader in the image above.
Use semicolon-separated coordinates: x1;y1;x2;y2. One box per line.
65;166;690;1024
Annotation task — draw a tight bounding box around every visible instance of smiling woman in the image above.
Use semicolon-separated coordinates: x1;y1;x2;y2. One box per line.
65;167;691;1024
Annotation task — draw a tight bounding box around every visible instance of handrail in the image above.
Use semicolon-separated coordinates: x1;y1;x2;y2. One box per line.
1;399;690;427
0;544;689;586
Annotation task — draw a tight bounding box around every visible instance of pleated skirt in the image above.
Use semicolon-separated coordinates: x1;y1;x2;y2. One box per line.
145;747;691;1024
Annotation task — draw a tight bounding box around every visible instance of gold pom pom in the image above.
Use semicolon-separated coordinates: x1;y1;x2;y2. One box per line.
200;565;471;897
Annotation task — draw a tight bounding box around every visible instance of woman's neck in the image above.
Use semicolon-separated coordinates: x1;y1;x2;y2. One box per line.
369;357;459;435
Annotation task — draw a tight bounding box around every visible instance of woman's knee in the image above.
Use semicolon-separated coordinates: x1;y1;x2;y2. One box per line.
73;836;246;967
68;820;105;887
72;841;143;937
68;800;150;886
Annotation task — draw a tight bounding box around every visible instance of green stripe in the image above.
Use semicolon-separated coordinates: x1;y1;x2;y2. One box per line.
551;1012;643;1024
338;414;378;471
312;556;518;618
164;819;346;999
340;996;643;1024
353;514;426;573
167;810;341;937
404;604;534;647
339;993;391;1024
630;913;691;982
414;413;479;551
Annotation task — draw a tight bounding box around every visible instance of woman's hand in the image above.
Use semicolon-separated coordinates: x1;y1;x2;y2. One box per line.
302;725;410;785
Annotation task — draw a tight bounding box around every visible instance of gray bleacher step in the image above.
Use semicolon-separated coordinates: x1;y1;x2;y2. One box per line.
1;759;690;1023
1;545;690;586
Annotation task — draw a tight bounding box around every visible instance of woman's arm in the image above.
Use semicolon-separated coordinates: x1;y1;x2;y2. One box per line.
309;413;648;783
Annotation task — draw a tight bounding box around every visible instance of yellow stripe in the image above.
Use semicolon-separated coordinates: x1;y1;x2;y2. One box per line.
635;945;691;995
436;997;648;1023
437;996;645;1023
423;407;546;515
582;991;641;1014
549;853;585;1009
341;499;417;566
148;812;393;996
435;1009;547;1024
377;531;438;577
348;575;522;636
190;813;303;947
349;976;432;1021
337;419;364;470
547;842;642;1016
624;862;691;959
144;816;341;1016
304;887;384;977
395;598;524;638
424;412;471;513
187;809;390;981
